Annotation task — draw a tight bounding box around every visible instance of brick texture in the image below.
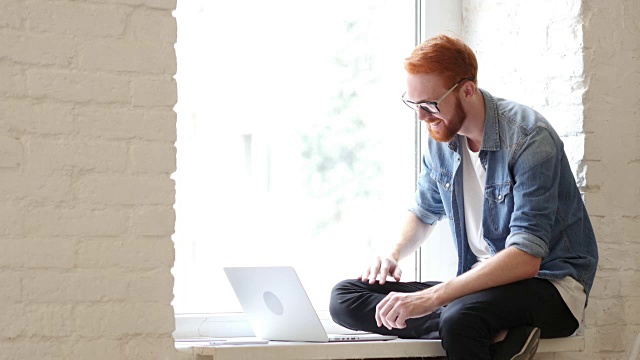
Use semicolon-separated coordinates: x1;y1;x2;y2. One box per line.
580;0;640;357
0;0;178;357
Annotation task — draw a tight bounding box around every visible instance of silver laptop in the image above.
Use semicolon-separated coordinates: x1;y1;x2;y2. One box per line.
223;266;397;343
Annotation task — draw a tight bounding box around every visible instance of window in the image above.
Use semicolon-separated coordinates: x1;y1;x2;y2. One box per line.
172;1;450;318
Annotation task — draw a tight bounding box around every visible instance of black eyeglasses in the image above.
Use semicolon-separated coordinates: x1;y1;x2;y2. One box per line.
401;77;474;114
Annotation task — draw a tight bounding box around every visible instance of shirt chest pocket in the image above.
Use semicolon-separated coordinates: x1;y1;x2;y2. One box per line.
484;182;514;237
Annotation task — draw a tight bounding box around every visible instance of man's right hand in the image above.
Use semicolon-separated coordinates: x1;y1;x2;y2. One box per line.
358;256;402;285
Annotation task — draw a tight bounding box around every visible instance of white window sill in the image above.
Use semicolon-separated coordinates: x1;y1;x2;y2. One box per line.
174;312;357;339
175;336;585;360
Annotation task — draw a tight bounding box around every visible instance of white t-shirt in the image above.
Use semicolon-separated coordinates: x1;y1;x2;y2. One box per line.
461;137;586;325
462;137;491;262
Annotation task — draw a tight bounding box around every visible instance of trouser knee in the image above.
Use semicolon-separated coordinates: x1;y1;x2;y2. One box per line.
329;279;365;330
439;303;488;347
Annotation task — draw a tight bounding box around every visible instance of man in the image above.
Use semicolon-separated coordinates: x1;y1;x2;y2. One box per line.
329;34;598;360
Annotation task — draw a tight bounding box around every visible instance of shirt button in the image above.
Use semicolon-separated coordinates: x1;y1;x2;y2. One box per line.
445;183;450;189
498;195;503;200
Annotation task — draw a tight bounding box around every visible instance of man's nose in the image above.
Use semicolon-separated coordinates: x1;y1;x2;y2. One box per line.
417;108;438;122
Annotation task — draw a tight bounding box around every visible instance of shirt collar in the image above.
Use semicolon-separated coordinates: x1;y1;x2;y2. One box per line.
479;89;500;151
447;88;500;152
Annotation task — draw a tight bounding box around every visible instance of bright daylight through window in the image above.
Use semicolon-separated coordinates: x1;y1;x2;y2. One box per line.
172;1;419;315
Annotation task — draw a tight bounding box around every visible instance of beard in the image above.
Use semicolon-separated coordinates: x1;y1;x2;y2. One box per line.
427;95;466;143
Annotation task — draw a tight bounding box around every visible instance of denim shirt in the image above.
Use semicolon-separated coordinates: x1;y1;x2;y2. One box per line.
409;89;599;298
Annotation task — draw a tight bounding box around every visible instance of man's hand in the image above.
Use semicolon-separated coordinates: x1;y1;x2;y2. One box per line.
357;212;433;285
374;290;439;330
358;256;402;285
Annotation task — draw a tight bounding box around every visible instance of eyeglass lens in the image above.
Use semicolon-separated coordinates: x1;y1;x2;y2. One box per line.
419;103;439;113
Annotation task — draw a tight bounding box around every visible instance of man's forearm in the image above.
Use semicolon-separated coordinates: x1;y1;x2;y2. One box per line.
390;212;434;261
424;246;541;307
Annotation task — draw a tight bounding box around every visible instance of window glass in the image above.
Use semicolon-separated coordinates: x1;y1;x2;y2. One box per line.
173;1;417;314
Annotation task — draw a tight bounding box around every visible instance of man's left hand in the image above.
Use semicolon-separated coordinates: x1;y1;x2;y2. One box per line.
374;290;439;330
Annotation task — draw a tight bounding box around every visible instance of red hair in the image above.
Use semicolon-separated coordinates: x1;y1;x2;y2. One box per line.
404;34;478;88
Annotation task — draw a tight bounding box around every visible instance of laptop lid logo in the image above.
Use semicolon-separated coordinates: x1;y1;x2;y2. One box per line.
263;291;284;316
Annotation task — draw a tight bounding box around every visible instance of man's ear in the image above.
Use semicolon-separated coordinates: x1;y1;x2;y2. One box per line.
462;80;476;99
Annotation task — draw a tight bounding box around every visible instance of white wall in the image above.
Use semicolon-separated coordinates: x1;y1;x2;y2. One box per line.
0;0;179;358
581;0;640;357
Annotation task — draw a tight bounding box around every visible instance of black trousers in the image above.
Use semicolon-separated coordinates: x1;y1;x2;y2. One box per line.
329;278;578;360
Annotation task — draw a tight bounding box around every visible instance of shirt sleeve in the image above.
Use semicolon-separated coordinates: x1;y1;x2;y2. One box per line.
505;126;562;258
408;152;446;225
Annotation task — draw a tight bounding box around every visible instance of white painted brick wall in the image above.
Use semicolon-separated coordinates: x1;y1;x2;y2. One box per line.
0;0;178;357
464;0;640;358
581;0;640;358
